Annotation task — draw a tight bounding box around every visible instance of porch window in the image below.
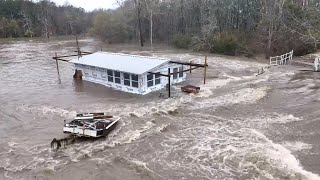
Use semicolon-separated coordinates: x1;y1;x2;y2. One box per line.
107;70;113;82
114;71;121;84
155;73;161;85
131;74;139;88
124;73;130;86
179;66;183;77
147;74;154;87
173;68;178;79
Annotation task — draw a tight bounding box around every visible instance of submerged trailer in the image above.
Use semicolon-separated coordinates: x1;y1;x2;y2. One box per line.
63;113;120;138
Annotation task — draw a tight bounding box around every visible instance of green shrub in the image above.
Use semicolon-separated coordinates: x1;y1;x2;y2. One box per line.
173;33;192;49
24;30;34;37
212;33;241;56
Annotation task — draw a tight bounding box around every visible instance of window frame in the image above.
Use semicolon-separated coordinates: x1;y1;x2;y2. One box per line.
124;73;131;86
114;71;121;84
173;68;178;79
147;74;154;87
179;66;183;78
131;74;139;88
107;70;114;82
155;73;161;85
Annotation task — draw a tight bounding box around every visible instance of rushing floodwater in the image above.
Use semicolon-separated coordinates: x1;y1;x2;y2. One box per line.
1;39;320;180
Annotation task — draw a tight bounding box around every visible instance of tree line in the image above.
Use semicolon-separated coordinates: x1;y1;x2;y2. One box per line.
0;0;319;57
90;0;320;57
0;0;92;38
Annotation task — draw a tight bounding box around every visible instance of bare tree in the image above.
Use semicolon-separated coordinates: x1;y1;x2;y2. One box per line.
39;0;51;39
134;0;144;47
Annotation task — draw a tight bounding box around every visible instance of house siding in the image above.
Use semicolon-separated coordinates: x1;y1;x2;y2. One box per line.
73;62;186;95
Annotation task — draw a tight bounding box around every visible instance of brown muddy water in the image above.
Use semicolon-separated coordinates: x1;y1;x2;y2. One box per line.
1;39;320;180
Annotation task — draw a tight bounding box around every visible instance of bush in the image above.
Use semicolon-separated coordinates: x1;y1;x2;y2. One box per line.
173;33;192;49
24;30;34;37
90;11;130;43
212;33;242;56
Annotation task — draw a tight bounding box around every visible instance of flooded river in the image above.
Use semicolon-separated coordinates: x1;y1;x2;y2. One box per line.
1;39;320;180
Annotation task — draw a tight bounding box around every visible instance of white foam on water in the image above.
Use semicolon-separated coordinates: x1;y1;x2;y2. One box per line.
196;79;233;98
155;119;320;180
110;121;155;146
114;157;163;178
282;141;312;152
17;105;77;119
251;130;320;180
196;86;271;109
262;114;302;125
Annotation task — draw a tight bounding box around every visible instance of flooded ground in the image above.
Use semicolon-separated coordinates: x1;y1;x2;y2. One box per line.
1;38;320;180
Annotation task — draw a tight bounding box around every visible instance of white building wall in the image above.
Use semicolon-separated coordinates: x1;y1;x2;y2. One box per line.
73;62;186;95
74;64;143;94
141;63;187;94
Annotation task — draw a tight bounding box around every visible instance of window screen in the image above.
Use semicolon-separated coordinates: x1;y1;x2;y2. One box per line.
147;80;154;87
114;71;121;84
124;73;130;80
114;71;120;77
155;73;161;85
155;78;161;85
107;70;113;82
115;77;121;84
173;68;178;79
124;73;130;86
147;74;153;81
132;81;138;88
107;70;113;76
147;74;154;87
179;66;183;77
131;74;139;88
132;75;138;81
108;76;113;82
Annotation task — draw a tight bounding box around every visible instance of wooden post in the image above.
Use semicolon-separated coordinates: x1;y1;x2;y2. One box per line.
204;56;207;84
76;35;81;59
168;68;171;98
55;53;60;76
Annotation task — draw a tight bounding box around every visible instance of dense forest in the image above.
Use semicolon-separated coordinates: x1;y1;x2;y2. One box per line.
1;0;320;57
0;0;92;38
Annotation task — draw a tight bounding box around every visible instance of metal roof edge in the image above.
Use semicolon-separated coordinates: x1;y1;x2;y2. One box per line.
96;51;171;62
145;61;170;74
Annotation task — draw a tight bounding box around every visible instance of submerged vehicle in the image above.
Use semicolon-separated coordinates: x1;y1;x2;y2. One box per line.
63;113;120;138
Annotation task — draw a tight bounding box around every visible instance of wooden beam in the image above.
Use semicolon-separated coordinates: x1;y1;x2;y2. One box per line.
54;58;70;62
169;61;207;68
55;53;60;76
52;54;80;59
204;56;207;84
148;72;169;77
149;66;201;78
168;68;171;98
73;51;93;54
170;66;201;75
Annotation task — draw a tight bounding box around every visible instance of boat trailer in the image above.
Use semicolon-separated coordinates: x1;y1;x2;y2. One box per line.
51;112;119;152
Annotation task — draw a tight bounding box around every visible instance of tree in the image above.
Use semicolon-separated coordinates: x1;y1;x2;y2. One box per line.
90;11;130;43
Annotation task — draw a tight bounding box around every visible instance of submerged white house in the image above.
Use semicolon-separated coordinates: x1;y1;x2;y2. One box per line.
69;52;186;95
